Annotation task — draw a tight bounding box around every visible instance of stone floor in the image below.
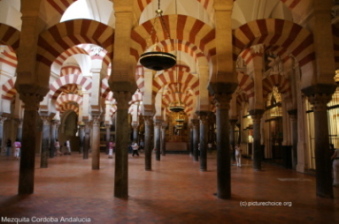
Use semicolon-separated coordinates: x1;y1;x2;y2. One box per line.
0;152;338;224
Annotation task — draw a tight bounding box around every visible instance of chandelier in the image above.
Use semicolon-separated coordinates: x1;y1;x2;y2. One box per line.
139;0;176;71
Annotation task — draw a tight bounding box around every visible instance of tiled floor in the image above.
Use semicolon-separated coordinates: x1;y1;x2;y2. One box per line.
0;152;338;224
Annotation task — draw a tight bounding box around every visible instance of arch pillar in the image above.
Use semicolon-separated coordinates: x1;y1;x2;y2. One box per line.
196;111;209;171
208;82;237;199
249;109;264;171
302;85;336;198
18;91;45;194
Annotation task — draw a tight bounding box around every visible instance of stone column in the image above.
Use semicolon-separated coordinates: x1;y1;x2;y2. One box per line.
249;110;264;171
303;88;335;198
229;119;237;162
79;124;85;154
154;119;162;161
208;82;237;199
144;115;154;171
18;93;44;194
83;121;90;159
49;120;57;158
214;93;232;199
113;91;132;198
191;119;199;162
160;122;167;156
91;115;100;170
0;116;4;155
131;121;139;142
105;123;111;154
40;115;50;168
288;110;298;169
196;111;208;171
189;125;194;156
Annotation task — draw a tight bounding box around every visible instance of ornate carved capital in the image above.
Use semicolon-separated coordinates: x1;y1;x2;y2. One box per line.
196;111;209;124
249;109;264;123
20;92;44;111
143;115;153;127
302;84;336;112
308;94;332;112
214;93;232;110
191;119;199;128
92;115;101;126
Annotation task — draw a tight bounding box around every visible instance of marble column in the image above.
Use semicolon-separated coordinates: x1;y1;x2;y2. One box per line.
154;119;162;161
83;121;90;159
214;93;232;199
191;119;199;162
160;122;167;156
40;116;50;168
79;124;85;154
288;110;298;169
105;124;111;154
229;119;238;162
18;93;44;194
189;126;194;156
91;115;101;170
144;115;154;171
249;110;264;171
196;111;208;171
49;120;57;158
131;121;139;142
303;87;335;198
0;116;4;155
114;91;132;198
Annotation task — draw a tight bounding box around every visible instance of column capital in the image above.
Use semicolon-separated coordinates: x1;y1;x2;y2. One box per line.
19;92;45;111
191;119;199;127
301;84;336;99
143;115;154;126
131;121;139;128
161;122;168;129
154;119;163;127
142;104;155;117
249;109;264;122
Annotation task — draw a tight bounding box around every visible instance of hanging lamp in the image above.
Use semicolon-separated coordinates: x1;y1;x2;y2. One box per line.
139;0;176;71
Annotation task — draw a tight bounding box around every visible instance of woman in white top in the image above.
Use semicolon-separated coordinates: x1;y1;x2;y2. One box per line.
331;148;339;187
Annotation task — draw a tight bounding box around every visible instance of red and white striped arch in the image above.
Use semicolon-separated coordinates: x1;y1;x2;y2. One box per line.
131;15;215;63
54;46;89;66
235;90;249;106
56;94;82;112
233;18;315;79
2;77;17;100
152;67;199;96
0;24;20;50
237;72;254;98
0;46;17;68
60;65;82;76
161;83;195;115
36;19;114;84
58;102;80;114
46;0;76;15
49;74;92;100
262;74;292;99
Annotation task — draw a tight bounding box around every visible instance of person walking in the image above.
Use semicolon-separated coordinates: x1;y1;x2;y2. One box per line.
331;147;339;187
132;142;139;157
235;145;242;167
108;141;114;158
14;139;21;159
